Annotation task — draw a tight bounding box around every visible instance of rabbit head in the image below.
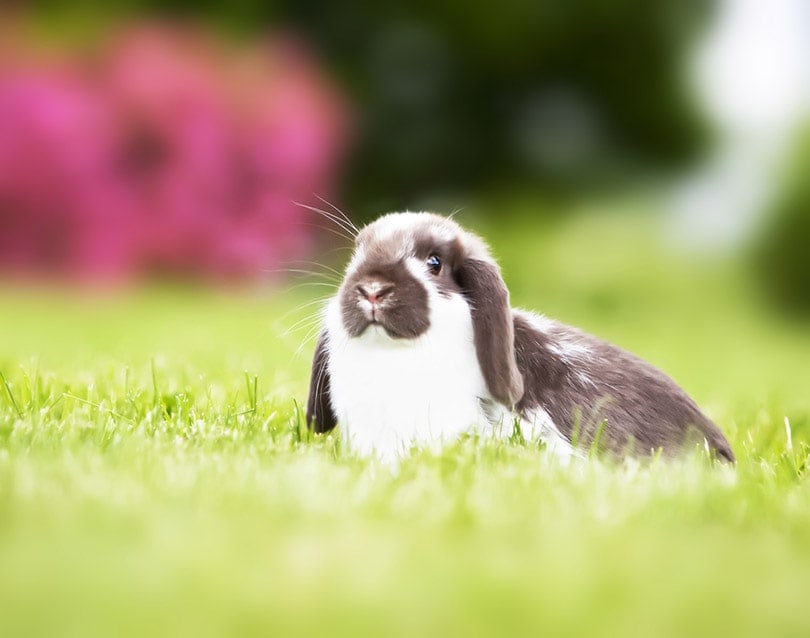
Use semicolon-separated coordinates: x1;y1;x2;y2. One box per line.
332;212;524;407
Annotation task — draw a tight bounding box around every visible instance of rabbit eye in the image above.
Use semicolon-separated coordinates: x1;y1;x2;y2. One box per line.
426;254;442;275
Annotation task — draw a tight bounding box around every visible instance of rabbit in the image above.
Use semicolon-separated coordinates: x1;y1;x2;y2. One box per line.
306;211;735;464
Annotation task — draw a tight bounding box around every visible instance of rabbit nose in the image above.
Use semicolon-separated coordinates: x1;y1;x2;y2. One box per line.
357;281;393;304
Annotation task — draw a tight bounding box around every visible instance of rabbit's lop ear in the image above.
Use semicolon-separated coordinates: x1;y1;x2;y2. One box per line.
306;329;337;433
455;257;524;407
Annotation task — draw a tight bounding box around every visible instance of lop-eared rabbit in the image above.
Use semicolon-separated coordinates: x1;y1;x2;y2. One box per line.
306;212;734;464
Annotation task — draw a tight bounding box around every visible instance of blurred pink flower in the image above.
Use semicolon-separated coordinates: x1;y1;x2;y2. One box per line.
0;23;350;282
0;67;137;279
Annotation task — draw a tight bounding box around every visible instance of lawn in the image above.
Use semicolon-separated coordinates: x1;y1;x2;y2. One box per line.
1;204;809;637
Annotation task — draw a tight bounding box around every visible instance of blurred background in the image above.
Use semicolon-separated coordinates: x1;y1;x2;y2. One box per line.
1;6;809;636
0;0;808;314
3;6;810;637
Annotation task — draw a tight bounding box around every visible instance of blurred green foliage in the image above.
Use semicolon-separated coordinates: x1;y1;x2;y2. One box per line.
27;0;715;214
279;0;714;212
753;123;810;317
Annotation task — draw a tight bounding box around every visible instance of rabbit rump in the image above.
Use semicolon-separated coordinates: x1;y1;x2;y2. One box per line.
306;212;735;463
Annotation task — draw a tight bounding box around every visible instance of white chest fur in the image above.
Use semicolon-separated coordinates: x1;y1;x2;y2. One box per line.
324;294;492;462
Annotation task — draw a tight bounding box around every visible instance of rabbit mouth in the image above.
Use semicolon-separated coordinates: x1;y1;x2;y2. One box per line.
354;314;409;340
342;302;429;340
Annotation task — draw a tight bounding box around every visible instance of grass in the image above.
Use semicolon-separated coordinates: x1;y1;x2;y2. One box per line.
1;206;809;637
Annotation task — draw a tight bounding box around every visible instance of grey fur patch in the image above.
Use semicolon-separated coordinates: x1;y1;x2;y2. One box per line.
306;328;337;433
512;313;735;461
455;258;524;407
413;236;464;298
